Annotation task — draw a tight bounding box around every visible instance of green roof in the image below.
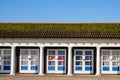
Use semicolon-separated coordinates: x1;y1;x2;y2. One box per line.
0;23;120;38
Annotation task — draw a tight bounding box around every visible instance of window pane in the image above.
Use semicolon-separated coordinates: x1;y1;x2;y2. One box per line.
31;61;37;65
48;51;55;55
103;51;110;55
76;56;82;60
4;50;11;55
103;56;109;60
103;62;109;66
0;50;1;56
21;61;28;65
4;56;11;60
58;56;65;60
48;61;55;65
48;56;55;60
0;61;1;65
85;56;92;60
76;51;82;55
85;61;92;66
76;61;82;65
112;56;119;60
85;51;92;55
31;50;38;55
58;51;65;55
4;61;10;65
58;61;65;65
112;51;119;56
112;62;119;66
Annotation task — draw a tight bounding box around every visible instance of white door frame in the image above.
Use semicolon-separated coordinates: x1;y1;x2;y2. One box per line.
19;49;39;73
74;49;94;74
0;49;11;73
46;49;66;74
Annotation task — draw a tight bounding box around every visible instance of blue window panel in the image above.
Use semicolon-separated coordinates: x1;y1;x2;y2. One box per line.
85;67;92;71
85;51;92;55
58;51;65;55
103;67;109;71
58;66;65;71
76;51;82;55
49;51;55;55
112;67;119;71
75;66;82;71
31;66;38;70
21;66;28;70
48;66;55;70
4;66;10;70
0;66;1;70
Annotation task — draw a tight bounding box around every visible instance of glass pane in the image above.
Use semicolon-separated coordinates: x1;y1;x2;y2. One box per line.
85;51;92;55
85;61;92;66
4;56;11;60
85;56;92;60
21;50;28;59
0;57;1;60
76;51;82;55
31;61;37;65
103;56;109;60
48;56;55;60
0;61;1;65
0;50;1;56
103;51;110;55
31;55;37;60
4;61;10;65
76;61;82;65
76;56;82;60
103;62;109;66
58;61;65;65
4;50;11;55
58;51;65;55
21;61;28;65
48;51;55;55
48;61;55;65
58;56;65;60
21;55;28;59
31;50;38;55
112;51;119;56
112;62;119;66
112;56;119;60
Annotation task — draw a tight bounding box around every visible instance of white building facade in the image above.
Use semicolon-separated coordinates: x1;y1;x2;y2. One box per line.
0;38;120;76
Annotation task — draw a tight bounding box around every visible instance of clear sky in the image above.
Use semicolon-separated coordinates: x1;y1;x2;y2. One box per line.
0;0;120;22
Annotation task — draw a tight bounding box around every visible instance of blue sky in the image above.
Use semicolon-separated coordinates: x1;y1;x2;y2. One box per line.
0;0;120;22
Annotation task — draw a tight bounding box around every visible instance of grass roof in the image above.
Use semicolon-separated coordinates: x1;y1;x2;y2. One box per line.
0;23;120;38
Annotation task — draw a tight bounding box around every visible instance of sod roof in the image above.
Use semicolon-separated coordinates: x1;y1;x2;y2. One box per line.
0;23;120;39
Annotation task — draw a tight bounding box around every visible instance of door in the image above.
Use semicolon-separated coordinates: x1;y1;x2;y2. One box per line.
47;49;66;74
101;50;120;74
74;49;94;74
20;49;39;73
0;49;11;73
